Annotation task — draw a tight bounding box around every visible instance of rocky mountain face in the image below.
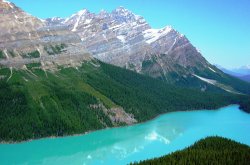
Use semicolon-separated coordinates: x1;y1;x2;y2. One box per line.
46;7;211;81
0;0;44;36
0;0;91;70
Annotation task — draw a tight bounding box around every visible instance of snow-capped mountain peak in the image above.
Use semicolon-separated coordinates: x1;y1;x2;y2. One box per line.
45;17;65;26
76;9;89;15
66;9;90;21
111;6;141;23
114;6;129;13
97;9;110;19
63;9;94;32
51;17;64;22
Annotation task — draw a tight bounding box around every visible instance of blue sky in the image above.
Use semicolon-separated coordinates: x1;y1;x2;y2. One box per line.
9;0;250;68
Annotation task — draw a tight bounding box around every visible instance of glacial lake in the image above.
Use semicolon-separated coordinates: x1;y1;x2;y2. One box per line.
0;105;250;165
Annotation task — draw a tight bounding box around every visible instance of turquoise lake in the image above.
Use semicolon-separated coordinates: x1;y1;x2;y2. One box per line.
0;105;250;165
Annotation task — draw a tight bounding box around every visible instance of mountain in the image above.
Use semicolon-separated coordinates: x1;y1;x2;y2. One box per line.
218;65;250;77
47;7;250;95
231;65;250;75
51;7;207;73
239;75;250;82
132;136;250;165
216;65;250;83
216;65;243;77
45;17;65;26
0;0;91;70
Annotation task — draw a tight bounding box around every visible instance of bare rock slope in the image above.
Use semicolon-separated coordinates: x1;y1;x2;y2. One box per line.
0;0;92;70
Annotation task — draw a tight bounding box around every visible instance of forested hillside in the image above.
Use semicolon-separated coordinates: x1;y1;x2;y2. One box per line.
132;137;250;165
0;60;248;142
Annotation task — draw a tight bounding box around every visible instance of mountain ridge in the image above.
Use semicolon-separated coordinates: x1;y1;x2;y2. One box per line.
0;0;92;71
216;65;250;83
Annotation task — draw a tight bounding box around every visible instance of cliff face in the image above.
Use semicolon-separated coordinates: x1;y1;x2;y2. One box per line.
0;0;92;70
0;0;44;37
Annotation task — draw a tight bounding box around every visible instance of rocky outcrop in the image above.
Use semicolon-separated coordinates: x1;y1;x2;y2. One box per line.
90;103;137;125
0;0;44;38
0;0;92;69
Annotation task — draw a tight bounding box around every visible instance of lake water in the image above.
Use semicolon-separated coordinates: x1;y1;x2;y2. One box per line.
0;105;250;165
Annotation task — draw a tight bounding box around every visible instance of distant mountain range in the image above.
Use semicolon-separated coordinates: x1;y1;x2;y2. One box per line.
240;75;250;82
216;65;250;82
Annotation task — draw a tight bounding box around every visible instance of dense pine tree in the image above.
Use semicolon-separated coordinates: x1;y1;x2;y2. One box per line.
132;137;250;165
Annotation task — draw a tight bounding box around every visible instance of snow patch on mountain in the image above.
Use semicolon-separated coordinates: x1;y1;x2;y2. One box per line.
110;23;127;30
70;9;89;31
102;34;108;42
193;74;241;94
113;6;131;17
72;17;81;31
193;74;216;85
51;17;61;21
85;19;92;24
195;47;201;53
208;67;216;73
38;18;46;23
117;35;126;43
143;26;173;44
